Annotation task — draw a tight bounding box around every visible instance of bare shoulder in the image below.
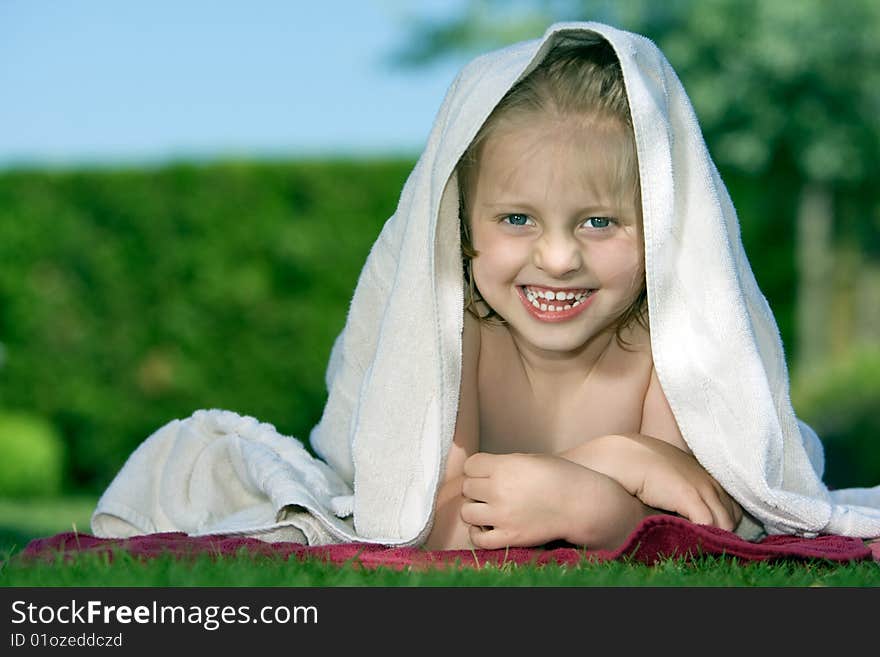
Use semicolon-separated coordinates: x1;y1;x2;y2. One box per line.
634;323;691;453
441;310;481;482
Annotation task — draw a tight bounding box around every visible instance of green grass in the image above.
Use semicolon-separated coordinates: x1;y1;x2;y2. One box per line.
2;550;879;587
1;496;878;587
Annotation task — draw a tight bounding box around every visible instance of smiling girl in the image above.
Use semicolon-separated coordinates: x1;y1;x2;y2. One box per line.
425;39;743;550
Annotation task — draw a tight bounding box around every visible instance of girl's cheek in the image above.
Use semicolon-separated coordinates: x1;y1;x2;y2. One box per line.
473;253;506;282
588;238;642;272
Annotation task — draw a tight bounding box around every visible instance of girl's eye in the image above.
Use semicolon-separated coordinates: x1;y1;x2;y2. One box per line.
502;214;531;226
585;217;614;229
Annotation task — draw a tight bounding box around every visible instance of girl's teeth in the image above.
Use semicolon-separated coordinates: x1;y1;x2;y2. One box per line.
526;288;590;297
523;286;593;311
523;289;594;312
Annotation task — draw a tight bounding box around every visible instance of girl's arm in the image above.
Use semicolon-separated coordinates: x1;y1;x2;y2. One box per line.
423;312;481;550
461;451;662;550
559;367;742;530
558;364;691;495
560;433;740;531
564;466;662;550
558;463;662;550
424;474;472;549
639;364;690;454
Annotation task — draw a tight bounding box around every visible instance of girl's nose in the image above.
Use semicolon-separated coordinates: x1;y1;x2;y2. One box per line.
532;231;583;278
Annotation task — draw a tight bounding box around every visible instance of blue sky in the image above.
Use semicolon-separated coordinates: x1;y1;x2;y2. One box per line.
0;0;469;168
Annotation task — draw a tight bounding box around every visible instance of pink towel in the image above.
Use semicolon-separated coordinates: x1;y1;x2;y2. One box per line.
21;515;877;569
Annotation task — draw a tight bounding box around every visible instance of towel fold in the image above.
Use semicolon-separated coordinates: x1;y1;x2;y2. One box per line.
91;410;354;545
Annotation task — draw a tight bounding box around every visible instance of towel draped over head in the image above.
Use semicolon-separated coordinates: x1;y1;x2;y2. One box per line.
92;21;880;546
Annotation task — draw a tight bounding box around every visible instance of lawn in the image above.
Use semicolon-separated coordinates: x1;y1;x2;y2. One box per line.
1;496;878;587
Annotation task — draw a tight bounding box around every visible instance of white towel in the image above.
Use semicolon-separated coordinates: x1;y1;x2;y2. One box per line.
91;410;355;544
92;21;880;545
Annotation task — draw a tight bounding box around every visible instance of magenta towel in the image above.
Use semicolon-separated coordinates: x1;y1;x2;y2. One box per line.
21;515;879;569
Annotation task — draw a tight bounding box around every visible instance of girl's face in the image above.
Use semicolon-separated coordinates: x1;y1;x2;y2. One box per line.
468;114;644;357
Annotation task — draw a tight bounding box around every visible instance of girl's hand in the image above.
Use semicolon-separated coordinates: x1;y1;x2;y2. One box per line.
460;452;655;549
563;434;743;531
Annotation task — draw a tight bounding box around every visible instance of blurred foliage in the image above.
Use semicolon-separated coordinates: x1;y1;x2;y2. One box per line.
0;159;412;492
792;346;880;489
0;158;867;492
0;411;64;497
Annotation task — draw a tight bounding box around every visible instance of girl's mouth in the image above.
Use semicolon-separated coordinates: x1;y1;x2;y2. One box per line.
517;285;596;322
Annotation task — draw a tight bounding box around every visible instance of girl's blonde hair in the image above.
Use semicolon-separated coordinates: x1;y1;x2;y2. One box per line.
456;38;648;344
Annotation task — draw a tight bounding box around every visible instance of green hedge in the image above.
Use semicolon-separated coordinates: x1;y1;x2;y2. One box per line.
0;159;814;492
0;411;64;497
0;159;412;491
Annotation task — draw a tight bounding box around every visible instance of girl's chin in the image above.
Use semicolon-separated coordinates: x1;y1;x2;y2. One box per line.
504;310;625;354
513;336;600;357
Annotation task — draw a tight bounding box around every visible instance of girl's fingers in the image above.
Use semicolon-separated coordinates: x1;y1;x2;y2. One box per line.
463;452;495;477
460;500;494;527
468;524;513;550
676;488;715;526
712;482;744;530
702;488;736;531
461;476;493;502
730;497;744;526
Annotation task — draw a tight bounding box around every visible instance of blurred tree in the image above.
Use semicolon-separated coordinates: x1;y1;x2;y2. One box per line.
390;0;880;373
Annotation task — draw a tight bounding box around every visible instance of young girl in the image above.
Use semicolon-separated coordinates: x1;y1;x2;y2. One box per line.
92;21;880;549
425;39;742;550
